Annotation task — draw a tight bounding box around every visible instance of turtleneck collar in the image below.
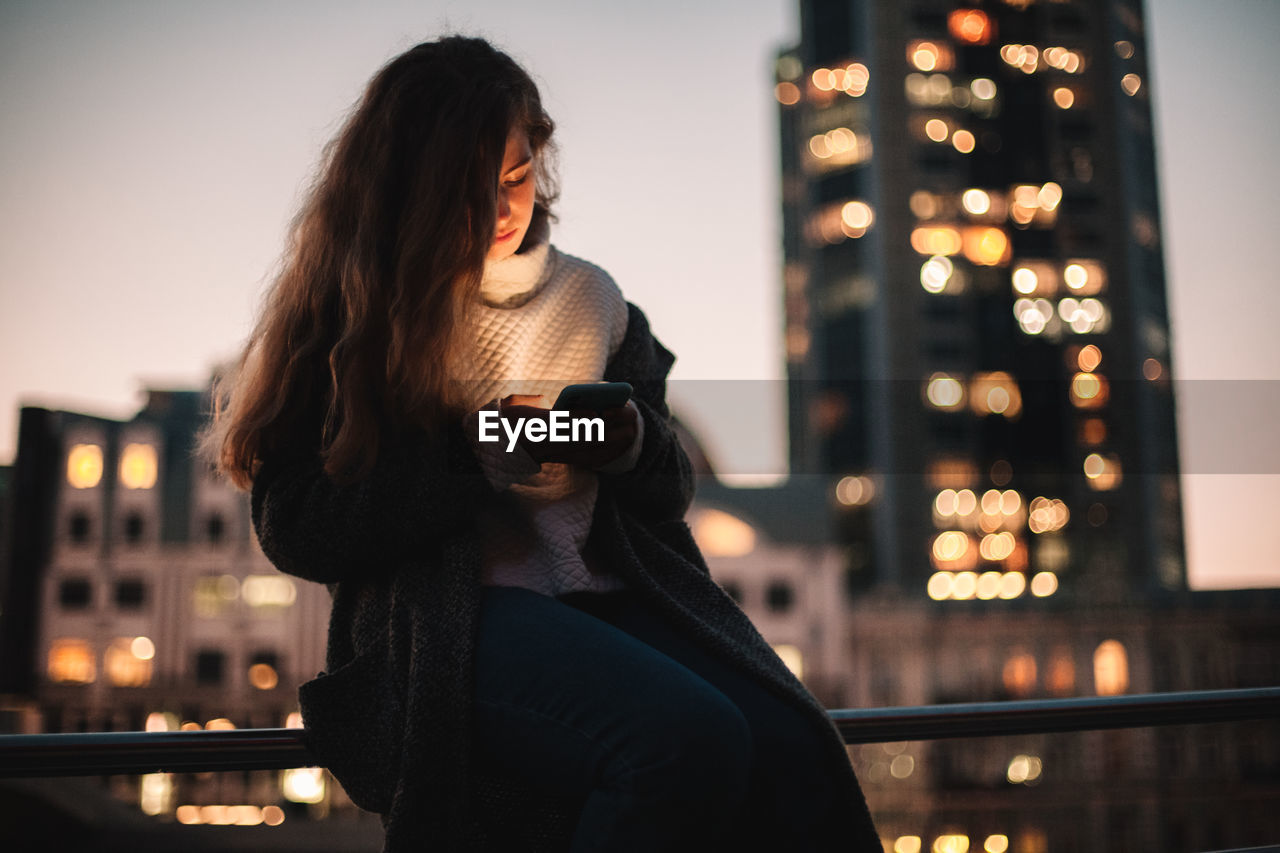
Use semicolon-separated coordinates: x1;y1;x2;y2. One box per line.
480;239;554;308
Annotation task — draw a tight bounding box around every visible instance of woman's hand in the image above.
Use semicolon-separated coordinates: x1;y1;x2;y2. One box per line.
499;395;638;468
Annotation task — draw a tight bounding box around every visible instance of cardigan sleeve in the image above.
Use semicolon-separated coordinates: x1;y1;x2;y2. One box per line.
599;303;695;523
250;420;495;585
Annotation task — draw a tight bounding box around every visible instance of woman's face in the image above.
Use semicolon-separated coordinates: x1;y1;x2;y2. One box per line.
487;127;536;261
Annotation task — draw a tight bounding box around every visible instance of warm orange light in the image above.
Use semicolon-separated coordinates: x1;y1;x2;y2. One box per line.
1003;652;1037;696
1077;344;1102;372
67;444;103;489
1053;87;1075;109
1094;640;1129;695
692;508;757;556
949;9;993;45
249;663;280;691
961;226;1010;265
48;638;95;684
912;226;963;256
775;82;801;105
952;129;976;153
119;443;158;490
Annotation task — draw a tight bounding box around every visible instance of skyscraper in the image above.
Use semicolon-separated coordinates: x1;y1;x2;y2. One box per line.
776;0;1184;604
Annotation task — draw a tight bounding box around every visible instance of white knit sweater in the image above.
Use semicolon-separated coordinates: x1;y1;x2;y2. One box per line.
462;239;641;597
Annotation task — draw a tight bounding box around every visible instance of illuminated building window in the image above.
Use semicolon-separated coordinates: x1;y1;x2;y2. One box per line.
1047;649;1076;696
805;199;875;245
809;62;869;101
105;636;154;687
970;372;1023;417
1083;453;1122;490
1027;497;1069;534
949;8;993;44
1076;344;1103;372
1013;297;1057;336
195;649;226;686
985;835;1010;853
772;644;804;679
1030;571;1059;597
1007;753;1043;784
1010;260;1058;296
1058;297;1110;334
961;188;991;217
1070;372;1110;408
1003;651;1037;696
894;836;922;853
66;444;103;489
911;226;962;256
282;767;327;804
904;72;956;107
1063;259;1107;295
907;40;953;72
48;638;95;684
58;578;92;610
925;373;965;409
65;510;91;544
122;512;145;545
1008;182;1062;228
835;475;875;507
961;226;1010;265
931;531;975;571
119;443;158;490
114;579;146;609
194;574;239;618
242;575;298;609
692;508;757;557
766;581;795;613
921;117;950;143
806;126;873;173
249;652;281;690
920;255;966;294
1094;640;1129;695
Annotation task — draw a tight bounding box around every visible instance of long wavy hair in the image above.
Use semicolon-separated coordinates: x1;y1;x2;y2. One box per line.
204;37;557;488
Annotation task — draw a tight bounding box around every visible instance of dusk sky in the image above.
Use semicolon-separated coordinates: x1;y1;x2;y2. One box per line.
1;0;1276;589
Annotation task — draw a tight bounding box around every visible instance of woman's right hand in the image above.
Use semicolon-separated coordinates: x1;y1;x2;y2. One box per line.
498;395;638;468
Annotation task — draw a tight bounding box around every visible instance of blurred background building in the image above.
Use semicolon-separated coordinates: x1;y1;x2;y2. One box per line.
776;0;1183;604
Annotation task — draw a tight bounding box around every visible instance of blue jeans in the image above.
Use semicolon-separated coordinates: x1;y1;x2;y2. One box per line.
473;585;840;852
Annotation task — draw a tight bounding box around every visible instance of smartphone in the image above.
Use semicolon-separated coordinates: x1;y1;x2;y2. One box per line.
553;382;633;411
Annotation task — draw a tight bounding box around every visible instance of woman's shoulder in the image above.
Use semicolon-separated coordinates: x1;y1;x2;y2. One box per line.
547;245;621;293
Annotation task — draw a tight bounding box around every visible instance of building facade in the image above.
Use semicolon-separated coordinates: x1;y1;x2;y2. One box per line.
776;0;1184;604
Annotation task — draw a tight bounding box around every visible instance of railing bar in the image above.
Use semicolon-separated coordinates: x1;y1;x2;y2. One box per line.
832;687;1280;744
1;688;1276;777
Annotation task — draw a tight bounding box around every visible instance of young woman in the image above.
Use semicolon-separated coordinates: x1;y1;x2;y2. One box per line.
206;36;880;852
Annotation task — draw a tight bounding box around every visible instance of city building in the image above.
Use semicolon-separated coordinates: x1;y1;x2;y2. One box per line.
0;389;350;829
775;0;1184;603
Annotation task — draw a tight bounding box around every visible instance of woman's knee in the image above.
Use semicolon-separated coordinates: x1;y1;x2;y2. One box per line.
619;683;754;802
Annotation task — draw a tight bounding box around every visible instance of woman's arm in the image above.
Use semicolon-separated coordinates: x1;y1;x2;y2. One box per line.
250;422;494;584
598;303;695;523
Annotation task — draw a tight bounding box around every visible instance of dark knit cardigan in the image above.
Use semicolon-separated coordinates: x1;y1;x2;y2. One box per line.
251;304;881;851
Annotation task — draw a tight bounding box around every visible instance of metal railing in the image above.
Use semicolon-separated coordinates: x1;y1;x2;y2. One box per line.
1;687;1276;778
